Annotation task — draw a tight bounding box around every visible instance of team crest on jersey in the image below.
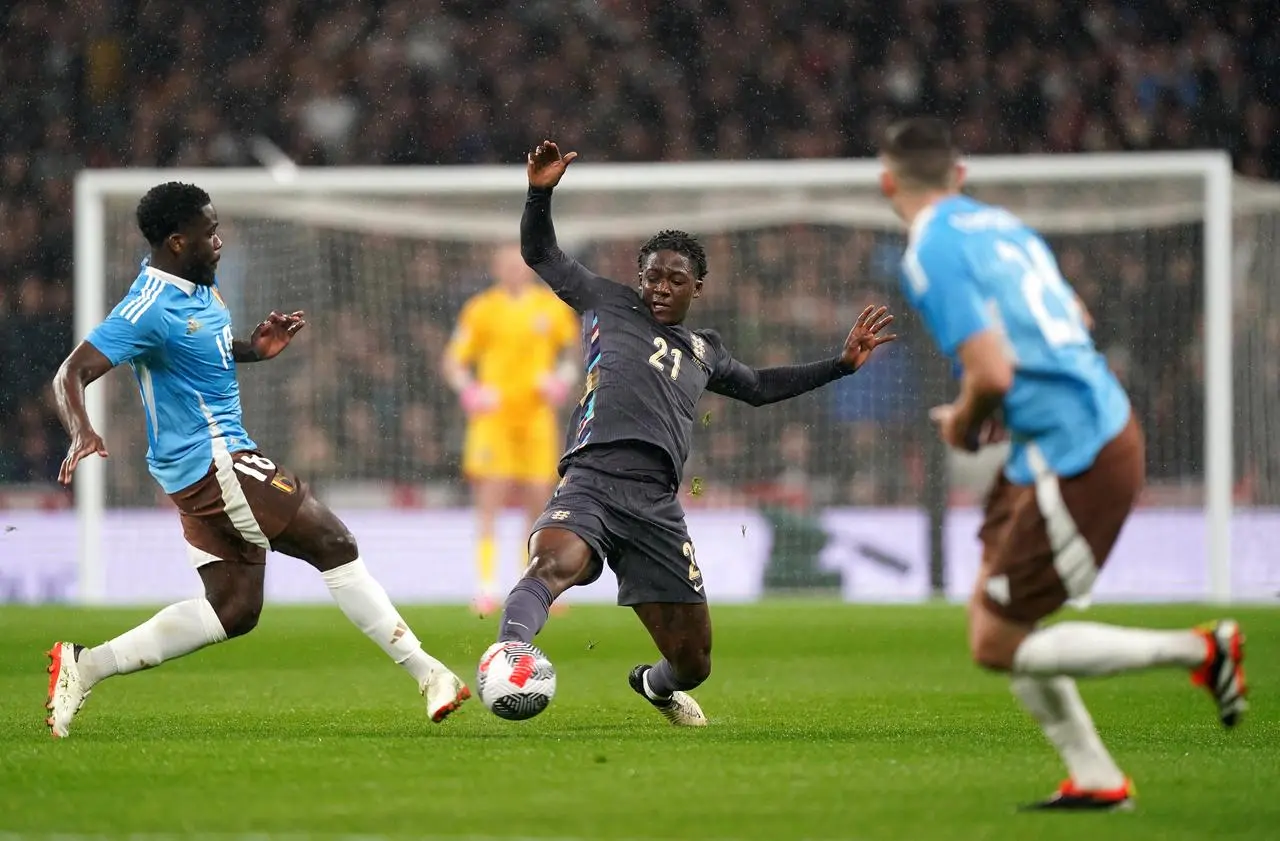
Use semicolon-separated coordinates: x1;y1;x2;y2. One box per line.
211;287;227;308
549;510;571;521
690;334;707;362
533;313;550;334
185;318;202;335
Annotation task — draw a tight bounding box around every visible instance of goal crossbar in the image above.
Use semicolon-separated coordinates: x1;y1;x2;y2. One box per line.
76;151;1231;195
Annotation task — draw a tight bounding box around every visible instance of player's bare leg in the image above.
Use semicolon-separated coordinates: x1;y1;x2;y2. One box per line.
520;480;569;617
46;560;254;738
968;582;1130;810
271;493;469;722
968;562;1245;810
628;602;711;727
496;526;594;644
470;477;507;616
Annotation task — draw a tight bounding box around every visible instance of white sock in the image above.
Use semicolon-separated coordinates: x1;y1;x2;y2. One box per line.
77;598;228;688
1013;622;1207;677
321;558;444;685
1012;675;1126;791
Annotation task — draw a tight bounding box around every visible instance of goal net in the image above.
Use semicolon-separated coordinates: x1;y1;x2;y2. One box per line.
77;156;1280;604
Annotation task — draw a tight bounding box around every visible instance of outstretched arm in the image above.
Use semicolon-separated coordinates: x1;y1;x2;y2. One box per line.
52;342;115;485
709;356;855;407
522;141;615;311
708;305;898;407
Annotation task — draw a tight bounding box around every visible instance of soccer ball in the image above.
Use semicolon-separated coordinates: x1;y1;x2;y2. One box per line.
476;641;557;720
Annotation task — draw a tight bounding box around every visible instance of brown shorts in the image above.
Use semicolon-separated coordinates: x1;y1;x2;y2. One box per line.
978;416;1145;624
168;447;308;567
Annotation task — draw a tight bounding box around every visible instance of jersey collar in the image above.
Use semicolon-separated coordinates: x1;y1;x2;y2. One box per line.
144;265;197;296
908;194;967;247
908;202;938;247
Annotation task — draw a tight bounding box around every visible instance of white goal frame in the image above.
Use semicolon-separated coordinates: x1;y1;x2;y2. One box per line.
73;152;1236;604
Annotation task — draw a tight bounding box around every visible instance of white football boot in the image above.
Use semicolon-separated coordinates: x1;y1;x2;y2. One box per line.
421;665;471;723
628;665;707;727
46;642;92;738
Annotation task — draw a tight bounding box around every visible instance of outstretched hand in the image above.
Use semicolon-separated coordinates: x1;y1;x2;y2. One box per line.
59;429;108;486
250;310;306;361
840;305;898;371
527;140;579;189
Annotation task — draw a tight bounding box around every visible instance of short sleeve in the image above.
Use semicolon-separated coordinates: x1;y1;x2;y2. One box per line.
85;291;169;366
446;297;485;364
902;238;991;357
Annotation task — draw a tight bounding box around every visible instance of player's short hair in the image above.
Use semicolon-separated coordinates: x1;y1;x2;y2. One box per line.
136;182;212;247
880;118;960;190
638;230;708;281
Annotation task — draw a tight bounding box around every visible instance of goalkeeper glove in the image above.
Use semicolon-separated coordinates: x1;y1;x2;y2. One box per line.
460;383;500;415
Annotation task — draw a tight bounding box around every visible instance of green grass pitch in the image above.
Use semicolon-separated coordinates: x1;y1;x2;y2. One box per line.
0;602;1275;840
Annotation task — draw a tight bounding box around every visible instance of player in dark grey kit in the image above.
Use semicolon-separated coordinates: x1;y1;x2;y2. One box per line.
491;140;897;725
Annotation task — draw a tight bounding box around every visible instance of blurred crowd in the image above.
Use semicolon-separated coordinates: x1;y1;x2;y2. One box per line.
3;0;1279;505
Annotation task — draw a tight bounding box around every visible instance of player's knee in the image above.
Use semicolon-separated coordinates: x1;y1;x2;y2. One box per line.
318;529;359;568
525;538;592;594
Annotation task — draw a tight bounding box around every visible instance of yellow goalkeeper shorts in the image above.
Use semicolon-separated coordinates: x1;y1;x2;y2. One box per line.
463;407;561;483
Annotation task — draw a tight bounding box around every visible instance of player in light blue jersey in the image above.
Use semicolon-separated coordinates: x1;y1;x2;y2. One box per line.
880;119;1247;811
46;182;470;737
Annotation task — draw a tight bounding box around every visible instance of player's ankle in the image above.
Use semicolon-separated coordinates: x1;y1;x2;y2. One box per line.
71;645;98;686
642;670;672;702
401;648;443;686
77;643;118;688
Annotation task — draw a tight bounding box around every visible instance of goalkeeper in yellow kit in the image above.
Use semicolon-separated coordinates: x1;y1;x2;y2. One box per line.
444;243;580;615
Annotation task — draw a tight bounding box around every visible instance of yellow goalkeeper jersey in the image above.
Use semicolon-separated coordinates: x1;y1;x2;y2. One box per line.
446;284;579;416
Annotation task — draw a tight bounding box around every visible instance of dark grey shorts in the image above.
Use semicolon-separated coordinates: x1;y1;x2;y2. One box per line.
530;460;706;606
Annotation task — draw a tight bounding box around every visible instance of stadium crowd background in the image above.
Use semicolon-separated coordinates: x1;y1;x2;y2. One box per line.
2;0;1278;506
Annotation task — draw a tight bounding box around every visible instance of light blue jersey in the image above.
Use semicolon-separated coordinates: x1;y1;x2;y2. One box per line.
85;263;257;493
900;195;1131;485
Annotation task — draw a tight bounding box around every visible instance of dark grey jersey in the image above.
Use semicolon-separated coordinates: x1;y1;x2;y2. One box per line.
521;186;857;485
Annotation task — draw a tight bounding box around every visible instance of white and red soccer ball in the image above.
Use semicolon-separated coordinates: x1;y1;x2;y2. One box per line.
476;641;557;720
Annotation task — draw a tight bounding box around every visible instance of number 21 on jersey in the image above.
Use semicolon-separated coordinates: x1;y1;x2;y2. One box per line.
996;238;1089;348
648;337;683;380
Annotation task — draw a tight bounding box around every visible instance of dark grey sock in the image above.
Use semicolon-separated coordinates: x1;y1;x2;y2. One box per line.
643;659;703;700
497;577;554;644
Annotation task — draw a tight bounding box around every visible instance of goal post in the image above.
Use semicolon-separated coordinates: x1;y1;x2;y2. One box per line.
72;151;1267;606
72;173;108;606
